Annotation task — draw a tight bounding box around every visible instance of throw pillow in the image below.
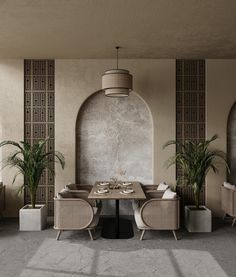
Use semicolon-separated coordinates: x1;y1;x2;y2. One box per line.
157;182;169;191
223;182;235;190
162;189;177;199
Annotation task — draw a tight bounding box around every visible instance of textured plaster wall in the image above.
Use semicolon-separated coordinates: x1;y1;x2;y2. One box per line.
0;60;24;217
55;59;176;214
76;90;153;215
206;59;236;216
76;91;152;184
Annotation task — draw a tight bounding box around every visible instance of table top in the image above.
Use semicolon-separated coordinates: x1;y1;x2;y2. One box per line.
88;181;146;200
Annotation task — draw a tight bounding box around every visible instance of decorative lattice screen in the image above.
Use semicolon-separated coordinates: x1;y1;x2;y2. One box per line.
176;59;206;205
24;60;55;216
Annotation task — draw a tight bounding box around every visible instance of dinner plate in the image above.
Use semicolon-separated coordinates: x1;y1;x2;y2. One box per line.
95;189;109;194
122;182;132;186
120;189;134;194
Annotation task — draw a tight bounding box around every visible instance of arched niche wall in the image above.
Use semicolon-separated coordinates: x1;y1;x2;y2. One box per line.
227;101;236;185
76;90;153;185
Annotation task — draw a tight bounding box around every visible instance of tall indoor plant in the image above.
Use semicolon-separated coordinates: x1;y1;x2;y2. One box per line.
163;134;228;232
0;138;65;230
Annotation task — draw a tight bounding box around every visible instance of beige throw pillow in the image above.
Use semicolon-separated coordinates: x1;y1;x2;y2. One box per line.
162;189;176;199
157;182;169;191
223;182;235;190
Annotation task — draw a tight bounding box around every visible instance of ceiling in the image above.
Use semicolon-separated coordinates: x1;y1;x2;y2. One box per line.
0;0;236;59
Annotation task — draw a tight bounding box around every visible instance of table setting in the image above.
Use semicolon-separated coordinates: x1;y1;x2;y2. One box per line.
95;181;134;195
88;181;146;239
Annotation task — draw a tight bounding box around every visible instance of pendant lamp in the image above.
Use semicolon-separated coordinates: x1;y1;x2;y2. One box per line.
102;47;133;97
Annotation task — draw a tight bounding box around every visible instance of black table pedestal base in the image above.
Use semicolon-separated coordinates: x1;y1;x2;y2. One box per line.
101;217;134;239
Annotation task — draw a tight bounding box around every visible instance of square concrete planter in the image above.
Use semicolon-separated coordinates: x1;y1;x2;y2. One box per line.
185;205;212;232
19;204;47;231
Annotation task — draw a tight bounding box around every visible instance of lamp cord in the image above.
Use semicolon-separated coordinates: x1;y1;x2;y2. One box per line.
116;46;120;69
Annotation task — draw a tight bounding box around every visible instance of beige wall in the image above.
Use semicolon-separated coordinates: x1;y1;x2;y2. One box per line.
0;60;24;217
55;59;176;193
1;58;235;217
206;59;236;216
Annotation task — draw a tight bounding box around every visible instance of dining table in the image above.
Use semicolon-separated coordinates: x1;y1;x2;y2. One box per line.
88;181;146;239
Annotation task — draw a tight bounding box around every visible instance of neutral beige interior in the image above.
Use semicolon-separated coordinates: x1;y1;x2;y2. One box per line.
1;58;236;217
206;60;236;215
0;0;236;59
0;60;24;217
1;59;236;216
0;1;236;217
55;59;176;194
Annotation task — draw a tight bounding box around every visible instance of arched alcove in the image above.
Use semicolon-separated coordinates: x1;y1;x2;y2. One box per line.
76;91;153;185
227;101;236;185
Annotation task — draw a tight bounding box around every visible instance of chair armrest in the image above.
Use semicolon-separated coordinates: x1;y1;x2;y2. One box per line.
54;197;94;230
62;190;97;207
67;189;90;193
140;197;180;230
77;185;93;191
65;184;92;192
221;186;236;216
142;185;158;191
144;190;164;199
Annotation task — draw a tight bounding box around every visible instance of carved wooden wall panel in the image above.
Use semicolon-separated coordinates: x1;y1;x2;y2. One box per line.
176;60;206;205
24;60;55;216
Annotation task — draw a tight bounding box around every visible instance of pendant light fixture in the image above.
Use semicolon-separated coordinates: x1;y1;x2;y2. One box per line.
102;46;133;97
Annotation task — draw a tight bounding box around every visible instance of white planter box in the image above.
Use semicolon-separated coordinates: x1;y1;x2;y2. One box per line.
185;205;212;232
19;204;47;231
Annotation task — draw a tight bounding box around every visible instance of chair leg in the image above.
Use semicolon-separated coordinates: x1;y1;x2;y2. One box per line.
232;218;236;227
140;230;146;241
222;213;226;220
88;229;94;240
56;230;62;241
172;230;178;241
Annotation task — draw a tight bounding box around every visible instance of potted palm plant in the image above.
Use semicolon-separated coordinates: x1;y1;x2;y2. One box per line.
0;138;65;231
163;135;228;232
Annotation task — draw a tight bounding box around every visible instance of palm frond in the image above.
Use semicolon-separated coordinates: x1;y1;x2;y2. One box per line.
0;140;24;151
162;140;178;149
163;134;229;207
0;138;65;207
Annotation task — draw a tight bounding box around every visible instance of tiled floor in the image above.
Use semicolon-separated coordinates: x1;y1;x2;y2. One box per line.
0;217;235;277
